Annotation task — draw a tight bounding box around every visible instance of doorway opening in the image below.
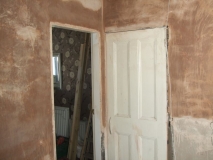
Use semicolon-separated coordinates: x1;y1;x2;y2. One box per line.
50;23;102;160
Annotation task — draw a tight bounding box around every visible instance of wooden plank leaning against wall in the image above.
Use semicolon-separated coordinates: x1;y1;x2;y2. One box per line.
67;33;91;160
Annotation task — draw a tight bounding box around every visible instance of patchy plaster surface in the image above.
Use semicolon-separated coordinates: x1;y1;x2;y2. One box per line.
61;0;102;11
104;0;213;119
173;117;213;160
168;0;213;119
104;0;168;32
16;26;41;48
0;0;103;159
104;0;213;159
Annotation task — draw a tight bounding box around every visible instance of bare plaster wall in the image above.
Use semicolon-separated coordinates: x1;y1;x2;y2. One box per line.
104;0;168;32
104;0;213;159
172;117;213;160
1;0;213;159
0;0;103;159
104;0;213;119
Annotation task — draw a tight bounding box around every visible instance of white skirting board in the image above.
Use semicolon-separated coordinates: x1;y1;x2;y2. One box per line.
54;106;87;140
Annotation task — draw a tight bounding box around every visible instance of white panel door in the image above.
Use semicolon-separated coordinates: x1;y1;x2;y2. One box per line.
106;28;167;160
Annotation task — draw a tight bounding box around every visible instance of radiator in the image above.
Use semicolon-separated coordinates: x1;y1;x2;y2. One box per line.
55;106;70;137
69;120;88;141
55;106;88;140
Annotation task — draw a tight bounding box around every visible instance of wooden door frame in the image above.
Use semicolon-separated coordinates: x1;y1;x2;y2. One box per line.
50;22;102;160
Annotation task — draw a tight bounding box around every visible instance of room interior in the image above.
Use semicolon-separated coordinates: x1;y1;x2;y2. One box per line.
52;27;93;159
0;0;213;160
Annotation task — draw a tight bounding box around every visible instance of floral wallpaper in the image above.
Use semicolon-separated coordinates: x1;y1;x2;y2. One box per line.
53;27;92;120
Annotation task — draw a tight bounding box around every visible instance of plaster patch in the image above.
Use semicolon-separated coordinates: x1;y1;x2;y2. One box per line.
0;11;8;19
0;77;42;108
16;26;40;48
61;0;101;11
0;7;13;18
18;4;30;23
43;154;51;160
173;117;213;154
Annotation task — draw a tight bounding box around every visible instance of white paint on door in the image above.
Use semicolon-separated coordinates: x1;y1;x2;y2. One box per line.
106;28;167;160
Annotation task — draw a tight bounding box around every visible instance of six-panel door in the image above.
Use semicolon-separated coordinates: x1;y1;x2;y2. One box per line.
106;28;167;160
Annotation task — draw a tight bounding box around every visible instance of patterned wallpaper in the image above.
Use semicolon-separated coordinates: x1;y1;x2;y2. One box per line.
52;27;92;120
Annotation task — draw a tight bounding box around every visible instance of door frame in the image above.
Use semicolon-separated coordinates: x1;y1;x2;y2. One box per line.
50;22;102;160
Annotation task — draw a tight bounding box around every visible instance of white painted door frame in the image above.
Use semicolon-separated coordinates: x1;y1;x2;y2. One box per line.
50;22;102;160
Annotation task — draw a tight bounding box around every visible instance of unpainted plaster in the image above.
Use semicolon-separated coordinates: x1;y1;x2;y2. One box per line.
104;0;168;32
104;0;213;159
168;0;213;119
172;117;213;160
0;0;104;159
1;0;213;159
61;0;102;11
104;0;213;120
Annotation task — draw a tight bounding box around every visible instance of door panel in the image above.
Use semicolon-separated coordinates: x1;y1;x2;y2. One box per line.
106;28;167;160
115;133;131;160
113;41;130;118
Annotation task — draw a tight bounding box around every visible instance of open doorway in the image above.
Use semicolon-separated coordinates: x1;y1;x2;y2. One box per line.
50;24;102;160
